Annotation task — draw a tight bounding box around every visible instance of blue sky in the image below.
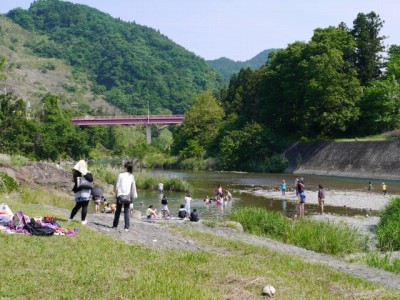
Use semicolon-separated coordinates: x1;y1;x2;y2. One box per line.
2;0;399;61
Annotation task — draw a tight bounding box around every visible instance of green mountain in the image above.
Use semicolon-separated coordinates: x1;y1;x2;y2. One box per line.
6;0;225;115
207;49;278;81
0;14;116;116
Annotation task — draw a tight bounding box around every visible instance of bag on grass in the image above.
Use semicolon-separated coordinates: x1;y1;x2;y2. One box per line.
0;203;13;216
24;218;55;236
9;211;30;229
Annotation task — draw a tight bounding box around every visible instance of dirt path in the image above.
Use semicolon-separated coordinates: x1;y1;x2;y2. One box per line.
85;213;400;291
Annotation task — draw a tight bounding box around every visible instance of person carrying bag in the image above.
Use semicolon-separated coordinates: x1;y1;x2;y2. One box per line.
112;161;137;231
69;160;93;225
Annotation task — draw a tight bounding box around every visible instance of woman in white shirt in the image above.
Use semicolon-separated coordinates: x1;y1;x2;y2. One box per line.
112;161;137;231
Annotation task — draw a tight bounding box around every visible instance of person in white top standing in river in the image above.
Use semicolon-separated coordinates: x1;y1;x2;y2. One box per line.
112;161;137;231
184;192;192;214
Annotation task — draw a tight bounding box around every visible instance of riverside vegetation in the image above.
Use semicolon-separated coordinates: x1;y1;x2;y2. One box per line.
1;159;400;298
2;3;400;173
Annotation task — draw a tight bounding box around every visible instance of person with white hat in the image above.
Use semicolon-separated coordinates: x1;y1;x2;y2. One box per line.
69;160;93;224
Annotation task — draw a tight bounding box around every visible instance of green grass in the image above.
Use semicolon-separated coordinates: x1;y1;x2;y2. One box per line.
376;197;400;251
1;192;399;299
335;133;388;142
90;164;191;192
362;252;400;274
229;207;368;257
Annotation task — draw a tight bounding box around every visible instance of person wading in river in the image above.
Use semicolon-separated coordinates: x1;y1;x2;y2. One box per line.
318;184;325;214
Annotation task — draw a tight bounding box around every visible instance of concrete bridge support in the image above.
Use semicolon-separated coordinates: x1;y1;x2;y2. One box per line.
146;124;152;144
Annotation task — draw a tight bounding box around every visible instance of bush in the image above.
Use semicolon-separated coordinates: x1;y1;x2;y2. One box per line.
229;207;368;257
377;197;400;250
142;153;178;169
288;218;368;256
0;172;20;194
134;174;190;193
90;164;119;185
229;207;290;238
365;251;400;274
0;154;30;166
249;155;288;173
178;157;216;170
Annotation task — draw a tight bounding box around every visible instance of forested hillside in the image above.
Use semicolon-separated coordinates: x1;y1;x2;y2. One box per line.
1;3;400;174
0;15;118;115
7;0;225;114
207;49;278;81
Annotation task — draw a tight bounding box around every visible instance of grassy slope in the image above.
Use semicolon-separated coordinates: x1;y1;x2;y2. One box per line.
1;191;399;299
0;15;119;115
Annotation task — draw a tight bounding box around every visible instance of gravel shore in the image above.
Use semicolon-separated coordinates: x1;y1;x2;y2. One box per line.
251;188;397;211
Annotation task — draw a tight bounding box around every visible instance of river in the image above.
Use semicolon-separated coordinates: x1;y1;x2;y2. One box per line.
130;169;400;220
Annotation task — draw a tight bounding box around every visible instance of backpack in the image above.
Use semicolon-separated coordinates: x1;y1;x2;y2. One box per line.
24;218;55;236
161;198;168;205
9;211;30;230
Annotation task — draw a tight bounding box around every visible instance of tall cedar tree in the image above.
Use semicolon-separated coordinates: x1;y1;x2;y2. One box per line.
351;12;386;86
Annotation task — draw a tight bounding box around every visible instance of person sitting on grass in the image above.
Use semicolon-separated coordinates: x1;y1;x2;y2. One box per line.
146;205;157;219
178;204;187;219
190;208;199;222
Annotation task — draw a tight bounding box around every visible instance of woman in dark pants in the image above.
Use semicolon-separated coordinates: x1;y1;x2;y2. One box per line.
112;161;138;231
69;160;93;224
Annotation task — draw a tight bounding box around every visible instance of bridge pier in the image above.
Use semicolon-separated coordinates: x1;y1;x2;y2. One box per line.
146;124;152;144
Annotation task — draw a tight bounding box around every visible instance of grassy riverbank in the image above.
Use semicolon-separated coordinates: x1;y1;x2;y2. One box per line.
91;164;191;192
1;191;400;298
229;207;368;257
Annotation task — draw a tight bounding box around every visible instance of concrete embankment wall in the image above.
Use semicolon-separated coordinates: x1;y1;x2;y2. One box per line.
283;141;400;180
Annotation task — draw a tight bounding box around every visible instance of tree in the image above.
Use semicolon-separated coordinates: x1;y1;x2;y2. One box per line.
0;93;37;156
301;27;362;136
259;42;308;135
218;122;271;170
386;45;400;81
358;76;400;134
172;91;224;157
36;94;90;160
351;12;386;85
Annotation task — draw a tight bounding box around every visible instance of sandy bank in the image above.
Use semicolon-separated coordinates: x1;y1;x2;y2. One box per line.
248;189;398;211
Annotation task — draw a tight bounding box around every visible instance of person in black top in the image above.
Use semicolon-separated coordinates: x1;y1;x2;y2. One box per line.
69;160;93;224
190;208;199;222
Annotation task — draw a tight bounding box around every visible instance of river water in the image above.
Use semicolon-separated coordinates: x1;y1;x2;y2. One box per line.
130;169;400;220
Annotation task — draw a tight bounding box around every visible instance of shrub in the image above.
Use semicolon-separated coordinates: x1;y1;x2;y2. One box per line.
10;155;30;167
133;174;190;193
229;207;368;257
178;157;216;170
249;155;288;173
365;251;400;274
0;172;19;194
142;153;178;169
90;164;119;185
229;207;289;238
287;218;368;256
376;197;400;250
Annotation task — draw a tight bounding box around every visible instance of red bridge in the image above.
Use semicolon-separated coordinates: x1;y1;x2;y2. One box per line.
71;115;184;126
71;115;184;144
